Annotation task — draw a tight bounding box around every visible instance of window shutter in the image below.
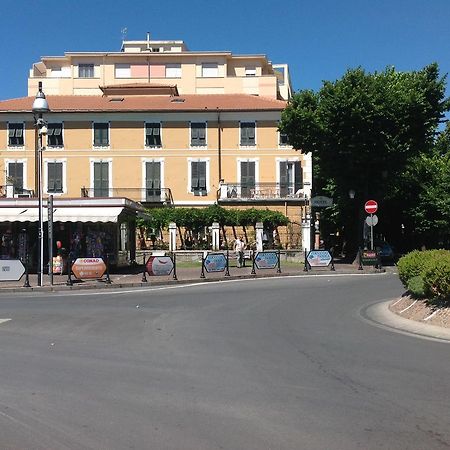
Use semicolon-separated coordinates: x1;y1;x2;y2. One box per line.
280;161;288;186
248;124;255;140
48;163;55;191
294;161;303;192
199;125;206;139
191;125;199;139
102;126;109;146
153;125;160;136
15;127;23;138
55;163;63;192
54;126;62;136
191;162;199;189
199;162;206;188
8;128;15;138
146;125;153;135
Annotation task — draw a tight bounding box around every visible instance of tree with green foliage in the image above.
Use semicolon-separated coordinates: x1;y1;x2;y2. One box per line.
280;63;449;254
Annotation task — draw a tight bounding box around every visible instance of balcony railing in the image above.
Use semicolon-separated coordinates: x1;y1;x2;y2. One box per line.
0;185;35;198
81;187;173;204
218;182;307;201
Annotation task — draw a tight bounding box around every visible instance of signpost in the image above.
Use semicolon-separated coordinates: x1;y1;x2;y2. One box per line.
146;256;174;276
204;253;227;273
0;260;25;282
254;251;278;269
71;258;106;280
361;250;378;266
364;200;378;250
311;196;333;208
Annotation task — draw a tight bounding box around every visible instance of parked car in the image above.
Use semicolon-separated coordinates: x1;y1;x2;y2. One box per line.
375;241;396;262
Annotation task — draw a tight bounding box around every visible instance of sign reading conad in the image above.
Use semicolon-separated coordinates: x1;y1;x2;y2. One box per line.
72;258;106;280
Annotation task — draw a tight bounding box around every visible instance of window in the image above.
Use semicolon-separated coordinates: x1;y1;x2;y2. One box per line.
93;161;110;197
201;63;219;77
165;63;182;78
115;64;131;78
145;123;162;147
145;161;161;201
191;122;206;147
47;162;63;193
240;122;256;146
79;64;94;78
279;161;302;197
240;161;256;197
47;123;63;147
191;161;207;196
93;123;109;147
245;67;256;77
8;123;24;146
279;130;289;146
7;162;24;194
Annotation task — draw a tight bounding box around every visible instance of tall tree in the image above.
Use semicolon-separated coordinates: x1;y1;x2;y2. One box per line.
280;64;449;254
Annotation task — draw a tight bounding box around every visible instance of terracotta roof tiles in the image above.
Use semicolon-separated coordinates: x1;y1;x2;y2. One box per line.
0;94;286;113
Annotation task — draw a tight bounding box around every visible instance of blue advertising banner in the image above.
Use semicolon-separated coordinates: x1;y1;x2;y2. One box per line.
204;253;227;273
255;251;278;269
307;250;332;267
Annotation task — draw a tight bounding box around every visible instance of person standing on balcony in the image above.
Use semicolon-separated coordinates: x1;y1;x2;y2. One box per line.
234;236;245;268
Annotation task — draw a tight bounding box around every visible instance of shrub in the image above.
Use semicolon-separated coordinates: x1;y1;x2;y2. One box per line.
423;255;450;304
406;275;426;298
397;249;448;287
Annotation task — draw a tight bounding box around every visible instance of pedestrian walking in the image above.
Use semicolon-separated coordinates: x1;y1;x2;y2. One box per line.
234;236;245;267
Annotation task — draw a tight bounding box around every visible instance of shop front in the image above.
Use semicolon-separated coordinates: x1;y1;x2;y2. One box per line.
0;197;144;271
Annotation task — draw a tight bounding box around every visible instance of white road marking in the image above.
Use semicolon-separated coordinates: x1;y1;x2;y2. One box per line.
47;272;387;298
400;300;418;314
0;319;11;325
424;309;441;321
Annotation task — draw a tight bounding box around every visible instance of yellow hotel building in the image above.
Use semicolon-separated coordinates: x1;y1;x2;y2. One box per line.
0;36;311;252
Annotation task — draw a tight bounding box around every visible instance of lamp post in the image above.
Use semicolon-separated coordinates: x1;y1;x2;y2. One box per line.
32;82;50;286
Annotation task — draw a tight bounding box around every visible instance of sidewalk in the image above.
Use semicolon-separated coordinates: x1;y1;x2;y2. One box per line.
0;262;388;294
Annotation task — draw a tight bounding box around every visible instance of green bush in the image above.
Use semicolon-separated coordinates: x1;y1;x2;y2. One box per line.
423;256;450;303
406;275;426;297
397;249;448;287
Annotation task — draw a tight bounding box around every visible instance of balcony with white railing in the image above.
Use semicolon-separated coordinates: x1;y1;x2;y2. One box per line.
217;182;308;202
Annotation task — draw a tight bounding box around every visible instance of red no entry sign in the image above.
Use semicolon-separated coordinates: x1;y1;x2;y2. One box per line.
365;200;378;214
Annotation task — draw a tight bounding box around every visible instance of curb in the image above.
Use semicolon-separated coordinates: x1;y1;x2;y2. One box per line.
0;269;387;295
361;300;450;343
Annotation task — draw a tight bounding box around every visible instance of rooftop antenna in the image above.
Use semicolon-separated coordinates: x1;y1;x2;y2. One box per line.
121;27;128;50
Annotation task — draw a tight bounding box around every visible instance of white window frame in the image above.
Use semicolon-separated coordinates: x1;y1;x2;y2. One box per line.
245;67;256;77
141;158;165;202
92;122;110;149
239;121;257;148
237;158;259;197
144;121;163;148
46;122;64;149
7;122;25;149
189;121;208;149
115;64;131;78
201;63;219;78
89;158;113;196
187;157;210;195
5;158;27;191
43;158;67;195
78;63;95;78
165;63;182;78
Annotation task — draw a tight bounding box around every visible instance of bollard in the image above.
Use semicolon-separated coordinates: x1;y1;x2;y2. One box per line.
225;249;230;277
358;248;363;270
303;249;309;272
200;253;206;279
330;248;336;271
105;254;112;284
141;253;148;283
66;259;74;286
172;252;178;280
251;250;256;275
22;256;31;288
277;248;282;274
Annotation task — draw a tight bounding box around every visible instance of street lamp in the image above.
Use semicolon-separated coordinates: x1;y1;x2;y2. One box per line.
32;82;50;286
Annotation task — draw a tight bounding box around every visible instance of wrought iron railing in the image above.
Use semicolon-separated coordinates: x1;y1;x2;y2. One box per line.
217;182;307;201
0;185;35;198
81;187;173;204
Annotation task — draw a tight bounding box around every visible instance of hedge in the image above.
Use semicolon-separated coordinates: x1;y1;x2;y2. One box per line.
397;249;450;303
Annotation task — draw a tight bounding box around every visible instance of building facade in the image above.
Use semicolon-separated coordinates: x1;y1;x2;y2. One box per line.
0;36;311;250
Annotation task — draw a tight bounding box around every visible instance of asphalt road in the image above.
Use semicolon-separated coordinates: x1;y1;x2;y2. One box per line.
0;273;449;450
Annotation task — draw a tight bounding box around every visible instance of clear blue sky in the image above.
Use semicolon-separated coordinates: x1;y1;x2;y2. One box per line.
1;0;450;102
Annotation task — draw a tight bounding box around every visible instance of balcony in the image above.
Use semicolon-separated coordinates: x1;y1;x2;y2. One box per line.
217;182;307;202
0;185;35;198
81;187;173;205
